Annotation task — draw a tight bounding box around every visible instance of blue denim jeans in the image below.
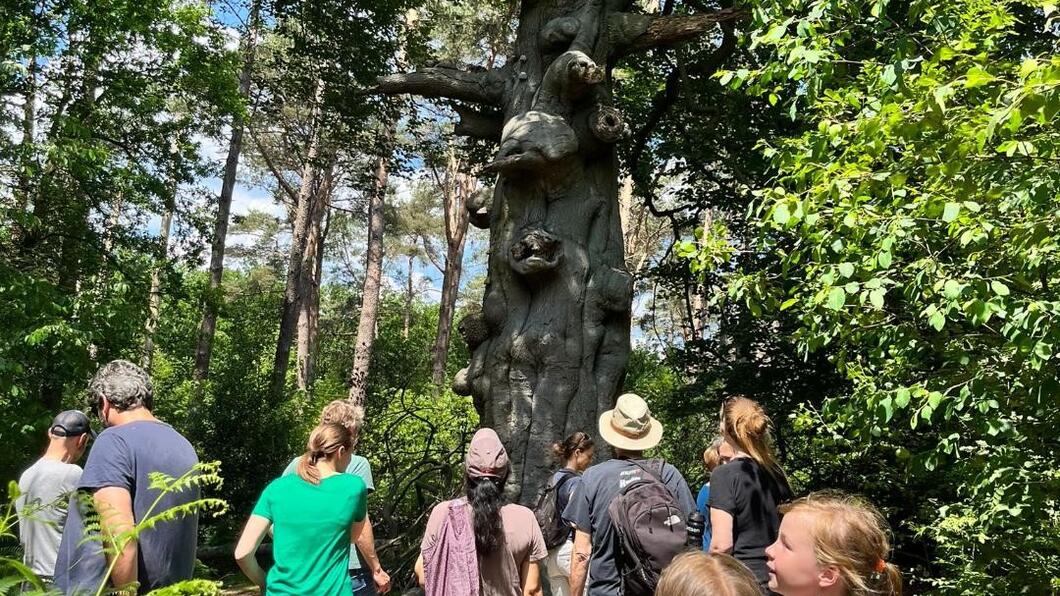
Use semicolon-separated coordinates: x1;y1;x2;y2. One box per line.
350;566;378;596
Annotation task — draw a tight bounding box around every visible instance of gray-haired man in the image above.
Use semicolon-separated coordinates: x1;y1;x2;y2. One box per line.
55;360;200;595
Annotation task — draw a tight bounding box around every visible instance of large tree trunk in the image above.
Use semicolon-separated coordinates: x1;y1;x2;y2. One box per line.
347;125;393;405
430;151;472;388
375;1;744;501
193;0;261;381
296;162;335;390
142;180;176;369
270;79;327;399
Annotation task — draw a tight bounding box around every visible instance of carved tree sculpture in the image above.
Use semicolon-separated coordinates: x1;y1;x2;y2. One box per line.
376;1;744;501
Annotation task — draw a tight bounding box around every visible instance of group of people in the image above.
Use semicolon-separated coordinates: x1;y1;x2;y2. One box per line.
13;359;902;596
404;393;903;596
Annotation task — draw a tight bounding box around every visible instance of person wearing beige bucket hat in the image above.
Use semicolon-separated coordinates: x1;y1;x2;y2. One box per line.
597;393;665;451
563;393;696;596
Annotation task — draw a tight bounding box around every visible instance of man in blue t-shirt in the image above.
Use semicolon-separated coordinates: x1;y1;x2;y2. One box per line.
55;360;199;595
562;393;696;596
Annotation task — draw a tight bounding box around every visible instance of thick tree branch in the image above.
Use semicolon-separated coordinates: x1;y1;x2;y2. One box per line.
371;66;507;107
609;8;748;57
452;104;504;141
628;18;738;183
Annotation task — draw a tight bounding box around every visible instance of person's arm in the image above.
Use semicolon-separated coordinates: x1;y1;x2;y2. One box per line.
234;514;271;589
708;507;734;554
520;555;542;596
94;487;137;591
569;529;592;596
414;553;425;586
352;517;390;593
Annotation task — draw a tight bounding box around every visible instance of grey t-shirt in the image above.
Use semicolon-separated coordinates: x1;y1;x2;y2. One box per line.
283;454;374;569
16;458;83;576
54;421;200;595
562;458;695;596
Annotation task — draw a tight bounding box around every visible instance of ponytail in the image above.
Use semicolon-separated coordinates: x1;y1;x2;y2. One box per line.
780;491;903;596
466;473;507;552
297;423;353;485
720;396;788;487
551;431;594;462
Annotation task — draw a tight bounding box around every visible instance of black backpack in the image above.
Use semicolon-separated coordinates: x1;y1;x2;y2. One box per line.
607;459;688;595
534;470;578;549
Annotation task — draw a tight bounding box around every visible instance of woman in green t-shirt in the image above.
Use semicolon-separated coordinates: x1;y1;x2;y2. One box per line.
236;422;370;595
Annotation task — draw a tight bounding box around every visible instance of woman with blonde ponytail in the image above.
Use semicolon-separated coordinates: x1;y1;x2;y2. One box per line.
709;396;793;592
765;492;902;596
235;423;373;595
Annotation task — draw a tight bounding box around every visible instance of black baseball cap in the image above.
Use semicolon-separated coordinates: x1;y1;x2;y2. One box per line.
49;410;96;439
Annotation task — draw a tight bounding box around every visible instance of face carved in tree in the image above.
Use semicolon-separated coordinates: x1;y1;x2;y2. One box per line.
509;228;562;276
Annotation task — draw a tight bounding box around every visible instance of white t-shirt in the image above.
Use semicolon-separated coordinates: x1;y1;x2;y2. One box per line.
16;458;83;576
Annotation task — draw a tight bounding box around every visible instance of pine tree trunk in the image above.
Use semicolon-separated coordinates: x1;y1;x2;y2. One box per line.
403;253;414;339
142;180;176;369
271;79;327;399
193;0;261;381
296;162;335;391
347;125;394;405
430;153;472;387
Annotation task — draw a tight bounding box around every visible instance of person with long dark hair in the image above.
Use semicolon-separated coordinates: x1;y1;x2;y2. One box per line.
415;428;546;596
709;396;793;592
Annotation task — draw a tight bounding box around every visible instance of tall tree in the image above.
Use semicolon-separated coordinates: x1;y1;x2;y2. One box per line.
194;0;262;381
428;147;473;387
348;122;395;404
375;1;746;498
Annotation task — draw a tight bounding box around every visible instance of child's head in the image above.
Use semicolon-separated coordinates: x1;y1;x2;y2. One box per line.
656;551;762;596
703;436;736;472
766;491;902;596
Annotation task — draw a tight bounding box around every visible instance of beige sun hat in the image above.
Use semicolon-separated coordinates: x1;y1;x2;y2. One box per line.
598;393;664;451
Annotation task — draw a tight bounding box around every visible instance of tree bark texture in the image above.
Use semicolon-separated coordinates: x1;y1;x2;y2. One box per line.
296;163;335;390
347;125;394;405
430;151;473;387
270;79;327;399
194;0;261;382
142;180;176;370
376;1;742;502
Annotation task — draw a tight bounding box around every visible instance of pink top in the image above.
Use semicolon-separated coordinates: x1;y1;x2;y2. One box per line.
422;499;548;596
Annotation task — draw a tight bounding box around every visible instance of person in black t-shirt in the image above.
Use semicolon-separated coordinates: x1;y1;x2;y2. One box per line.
708;396;793;593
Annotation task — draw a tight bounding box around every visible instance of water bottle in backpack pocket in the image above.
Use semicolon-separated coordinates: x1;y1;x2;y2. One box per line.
606;459;688;595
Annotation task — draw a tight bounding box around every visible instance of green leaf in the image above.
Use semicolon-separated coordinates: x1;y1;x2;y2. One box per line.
991;280;1010;296
943;279;962;300
870;288;886;309
964;66;995;88
877;251;892;268
838;262;855;278
780;298;798;311
895;388;911;408
826;287;846;310
929;310;946;331
773;203;791;225
942;202;961;222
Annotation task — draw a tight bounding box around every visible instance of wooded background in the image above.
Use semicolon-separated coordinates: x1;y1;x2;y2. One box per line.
0;0;1057;592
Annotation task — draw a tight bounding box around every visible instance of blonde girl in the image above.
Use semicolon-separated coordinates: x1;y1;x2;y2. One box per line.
765;491;902;596
708;396;793;590
656;551;762;596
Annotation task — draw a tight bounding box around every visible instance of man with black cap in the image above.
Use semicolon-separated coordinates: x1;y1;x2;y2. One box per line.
15;410;95;584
